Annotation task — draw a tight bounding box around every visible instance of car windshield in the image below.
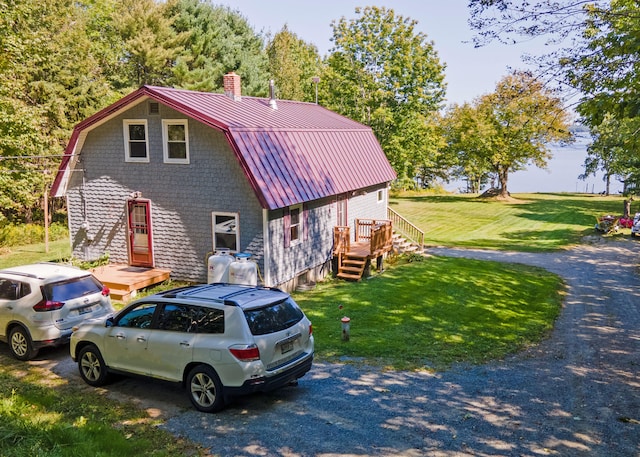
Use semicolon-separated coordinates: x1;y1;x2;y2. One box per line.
44;276;102;301
243;298;304;336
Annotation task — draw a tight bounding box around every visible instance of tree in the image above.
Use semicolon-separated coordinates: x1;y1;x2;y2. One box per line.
0;0;122;222
114;0;186;87
468;1;640;195
441;103;496;194
266;25;322;102
478;71;572;198
581;114;640;195
168;0;269;96
322;6;446;178
468;0;607;47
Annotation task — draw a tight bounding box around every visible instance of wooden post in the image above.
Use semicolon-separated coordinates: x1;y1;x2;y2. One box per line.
44;185;49;253
341;316;350;341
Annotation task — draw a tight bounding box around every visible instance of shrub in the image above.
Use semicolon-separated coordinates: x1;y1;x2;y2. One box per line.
0;223;69;247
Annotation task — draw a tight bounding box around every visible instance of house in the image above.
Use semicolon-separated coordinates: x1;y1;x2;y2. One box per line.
51;73;397;291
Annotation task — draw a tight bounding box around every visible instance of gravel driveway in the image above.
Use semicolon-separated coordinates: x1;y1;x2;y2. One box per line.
42;239;639;456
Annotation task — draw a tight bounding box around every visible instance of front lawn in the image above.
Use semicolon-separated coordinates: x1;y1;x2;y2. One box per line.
390;192;625;251
295;255;563;370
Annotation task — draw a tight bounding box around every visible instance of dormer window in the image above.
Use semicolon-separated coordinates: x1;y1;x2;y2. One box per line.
123;120;149;162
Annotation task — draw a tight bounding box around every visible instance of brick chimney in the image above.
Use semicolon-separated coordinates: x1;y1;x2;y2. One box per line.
223;72;241;101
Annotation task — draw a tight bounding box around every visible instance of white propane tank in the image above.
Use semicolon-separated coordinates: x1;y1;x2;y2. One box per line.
228;252;258;286
208;248;233;283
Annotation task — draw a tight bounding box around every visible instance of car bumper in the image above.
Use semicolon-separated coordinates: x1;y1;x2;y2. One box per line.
32;330;73;350
225;352;313;396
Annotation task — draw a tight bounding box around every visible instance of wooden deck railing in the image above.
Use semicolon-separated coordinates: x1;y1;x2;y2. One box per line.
387;207;424;249
333;226;350;255
354;219;393;256
333;220;393;257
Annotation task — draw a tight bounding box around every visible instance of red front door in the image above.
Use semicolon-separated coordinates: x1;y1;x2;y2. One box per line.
127;200;154;267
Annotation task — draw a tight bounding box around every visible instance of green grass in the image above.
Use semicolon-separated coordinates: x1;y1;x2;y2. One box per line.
0;239;71;269
0;357;203;457
294;255;563;370
389;192;626;251
0;193;606;454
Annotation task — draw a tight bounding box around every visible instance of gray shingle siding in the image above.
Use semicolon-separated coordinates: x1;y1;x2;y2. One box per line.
65;101;390;288
266;198;334;286
67;102;263;283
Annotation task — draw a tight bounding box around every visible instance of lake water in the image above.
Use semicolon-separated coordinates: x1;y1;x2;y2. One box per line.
444;136;624;195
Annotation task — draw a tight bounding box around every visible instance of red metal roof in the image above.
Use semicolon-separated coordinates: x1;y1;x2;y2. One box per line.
52;85;396;209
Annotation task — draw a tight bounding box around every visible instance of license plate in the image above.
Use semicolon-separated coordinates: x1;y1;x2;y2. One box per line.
78;305;95;315
281;341;294;354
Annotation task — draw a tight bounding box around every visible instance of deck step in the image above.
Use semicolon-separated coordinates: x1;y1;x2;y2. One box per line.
336;272;364;281
91;265;171;303
108;288;136;302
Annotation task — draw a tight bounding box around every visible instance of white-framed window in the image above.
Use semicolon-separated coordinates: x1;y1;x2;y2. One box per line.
377;189;385;203
212;212;239;252
123;120;149;162
289;204;302;245
162;119;189;164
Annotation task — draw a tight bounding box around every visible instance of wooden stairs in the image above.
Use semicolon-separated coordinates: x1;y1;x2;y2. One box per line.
392;233;421;255
336;253;368;281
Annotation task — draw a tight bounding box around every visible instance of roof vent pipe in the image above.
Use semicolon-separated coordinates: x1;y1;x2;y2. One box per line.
269;80;278;110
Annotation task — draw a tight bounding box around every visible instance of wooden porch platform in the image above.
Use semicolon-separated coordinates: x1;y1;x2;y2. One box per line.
90;264;171;303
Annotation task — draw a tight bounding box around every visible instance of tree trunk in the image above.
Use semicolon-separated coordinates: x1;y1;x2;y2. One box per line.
605;173;611;196
499;171;509;198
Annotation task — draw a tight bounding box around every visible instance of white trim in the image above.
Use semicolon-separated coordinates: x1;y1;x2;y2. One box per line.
289;203;303;246
262;209;271;286
212;212;239;252
123;119;149;163
162;119;190;164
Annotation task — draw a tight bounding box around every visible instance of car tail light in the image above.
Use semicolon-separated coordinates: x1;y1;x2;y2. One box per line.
229;344;260;361
33;299;65;312
101;286;110;297
309;324;313;335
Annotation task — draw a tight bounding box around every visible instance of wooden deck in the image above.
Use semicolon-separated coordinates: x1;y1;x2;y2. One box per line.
90;264;171;302
334;220;393;281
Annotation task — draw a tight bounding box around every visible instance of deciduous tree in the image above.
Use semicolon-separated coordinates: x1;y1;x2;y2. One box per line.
462;71;572;198
441;103;495;194
266;26;322;102
0;0;120;222
322;6;446;178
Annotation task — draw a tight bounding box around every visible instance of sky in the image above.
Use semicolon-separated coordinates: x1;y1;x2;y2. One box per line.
216;1;620;193
216;0;549;105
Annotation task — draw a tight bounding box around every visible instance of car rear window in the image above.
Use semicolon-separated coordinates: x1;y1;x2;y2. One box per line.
243;298;304;335
44;275;103;302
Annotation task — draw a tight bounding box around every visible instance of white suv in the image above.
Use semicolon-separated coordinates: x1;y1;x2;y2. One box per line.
0;263;114;360
71;283;314;413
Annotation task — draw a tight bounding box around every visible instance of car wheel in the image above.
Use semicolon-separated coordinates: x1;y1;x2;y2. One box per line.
187;364;225;413
78;344;111;386
9;326;38;361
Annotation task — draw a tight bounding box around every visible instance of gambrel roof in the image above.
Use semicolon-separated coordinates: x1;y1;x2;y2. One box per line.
51;85;396;210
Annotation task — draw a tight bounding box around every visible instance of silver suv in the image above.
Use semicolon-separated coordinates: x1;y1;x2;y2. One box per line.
0;263;114;360
71;283;314;413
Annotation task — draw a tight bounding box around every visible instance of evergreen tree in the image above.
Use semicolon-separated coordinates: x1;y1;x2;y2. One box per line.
168;0;269;96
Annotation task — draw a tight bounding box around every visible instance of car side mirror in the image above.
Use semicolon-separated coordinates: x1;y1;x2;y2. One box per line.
105;316;114;327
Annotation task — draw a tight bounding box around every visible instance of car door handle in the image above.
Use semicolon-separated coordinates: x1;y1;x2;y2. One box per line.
110;333;126;340
180;341;190;347
137;336;147;342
